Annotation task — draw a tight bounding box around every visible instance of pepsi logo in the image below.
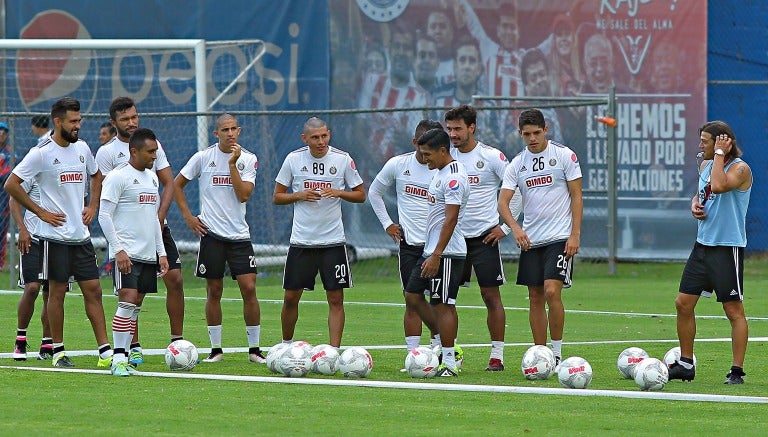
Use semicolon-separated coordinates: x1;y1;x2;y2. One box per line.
448;179;459;190
18;10;95;111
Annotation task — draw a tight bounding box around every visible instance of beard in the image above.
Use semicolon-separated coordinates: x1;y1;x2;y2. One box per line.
116;126;133;140
60;127;79;143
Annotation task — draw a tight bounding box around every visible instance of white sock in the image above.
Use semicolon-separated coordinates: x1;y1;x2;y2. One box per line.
405;336;420;352
679;360;694;369
443;346;456;369
113;302;135;353
430;335;441;348
551;340;563;358
490;340;505;361
208;325;223;348
245;325;261;348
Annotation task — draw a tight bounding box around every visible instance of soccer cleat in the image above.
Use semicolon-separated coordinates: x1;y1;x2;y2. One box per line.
37;349;54;360
454;344;464;368
97;355;114;368
667;361;695;381
724;368;745;385
249;351;267;363
485;358;504;371
203;351;224;362
111;361;131;377
13;340;28;361
435;363;459;377
129;348;144;366
52;352;75;368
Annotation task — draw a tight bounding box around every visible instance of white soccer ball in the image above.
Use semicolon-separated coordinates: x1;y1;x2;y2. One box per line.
266;342;291;374
165;340;198;371
557;356;593;389
662;346;697;367
310;344;340;376
617;347;650;379
521;345;556;380
634;357;669;391
405;346;439;379
277;342;313;377
338;346;373;378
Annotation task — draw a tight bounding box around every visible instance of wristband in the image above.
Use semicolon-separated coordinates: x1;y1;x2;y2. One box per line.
500;223;512;236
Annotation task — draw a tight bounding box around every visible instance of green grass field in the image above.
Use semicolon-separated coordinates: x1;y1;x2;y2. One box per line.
1;258;767;435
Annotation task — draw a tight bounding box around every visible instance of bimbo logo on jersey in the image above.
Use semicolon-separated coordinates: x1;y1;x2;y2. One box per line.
139;192;157;204
404;184;428;198
525;174;553;188
59;171;83;184
212;175;233;186
304;180;332;191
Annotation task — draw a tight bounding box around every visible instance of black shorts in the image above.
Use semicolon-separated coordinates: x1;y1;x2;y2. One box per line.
516;240;573;288
679;242;744;303
398;241;424;290
283;245;352;291
18;240;52;292
404;256;465;305
460;229;505;287
195;234;257;279
113;261;159;294
162;225;182;271
40;239;99;283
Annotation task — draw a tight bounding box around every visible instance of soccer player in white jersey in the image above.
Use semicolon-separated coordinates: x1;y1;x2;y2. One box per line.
97;96;185;365
369;120;443;355
445;104;521;371
5;97;113;368
174;113;265;364
403;128;469;377
10;178;54;361
498;109;583;365
98;128;169;376
273;117;365;348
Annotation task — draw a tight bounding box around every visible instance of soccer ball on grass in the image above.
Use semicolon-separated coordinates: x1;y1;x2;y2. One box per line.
634;357;669;391
165;340;198;371
404;346;439;379
310;344;340;376
521;345;556;380
338;346;373;378
277;342;313;377
557;356;593;389
617;347;650;379
662;346;697;367
266;342;291;374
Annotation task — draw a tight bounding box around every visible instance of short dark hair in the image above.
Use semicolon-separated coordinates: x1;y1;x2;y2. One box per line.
414;119;443;139
518;108;546;130
417;128;450;151
51;97;80;121
31;115;49;128
700;120;742;159
109;96;135;121
521;48;549;84
100;121;116;135
444;104;477;127
129;127;157;150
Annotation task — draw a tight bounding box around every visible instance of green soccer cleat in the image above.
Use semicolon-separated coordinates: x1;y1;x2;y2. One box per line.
97;355;114;368
52;352;74;368
435;363;459;377
111;361;131;377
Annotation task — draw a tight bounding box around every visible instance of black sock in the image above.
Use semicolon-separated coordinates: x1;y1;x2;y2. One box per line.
98;344;112;355
17;329;27;338
211;347;223;355
730;366;745;376
249;347;262;354
680;356;694;365
114;348;126;357
53;345;65;354
130;342;141;350
171;336;184;343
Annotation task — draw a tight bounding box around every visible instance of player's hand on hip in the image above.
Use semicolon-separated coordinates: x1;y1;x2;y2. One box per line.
41;210;67;227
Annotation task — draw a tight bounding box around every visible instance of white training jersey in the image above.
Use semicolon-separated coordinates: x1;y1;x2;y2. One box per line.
179;144;258;241
450;142;509;238
502;140;582;246
424;160;469;257
369;151;435;246
275;146;364;247
101;163;162;262
96;136;171;175
12;138;97;243
20;178;41;241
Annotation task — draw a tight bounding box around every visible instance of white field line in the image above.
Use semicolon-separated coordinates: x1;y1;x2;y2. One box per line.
2;289;767;322
0;364;766;404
